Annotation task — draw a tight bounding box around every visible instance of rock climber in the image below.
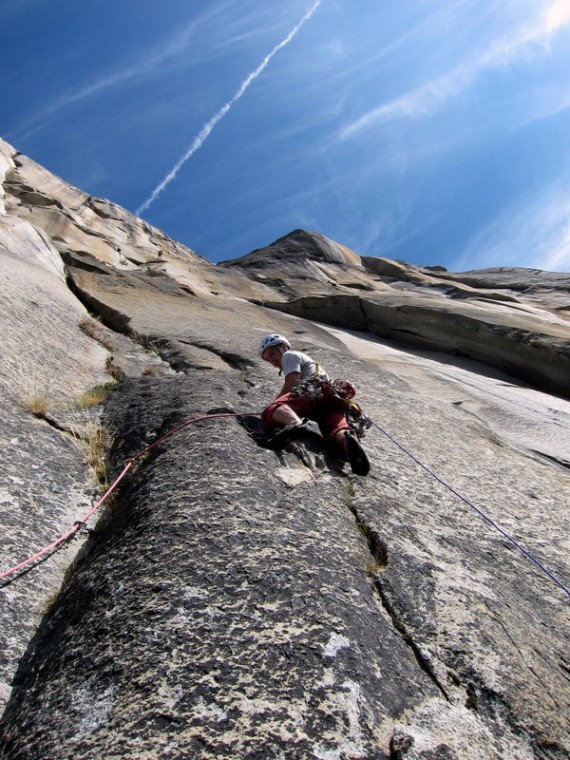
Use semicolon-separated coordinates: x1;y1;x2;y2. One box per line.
259;333;370;475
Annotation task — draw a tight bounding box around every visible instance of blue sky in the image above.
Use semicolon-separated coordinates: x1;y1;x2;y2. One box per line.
2;0;570;272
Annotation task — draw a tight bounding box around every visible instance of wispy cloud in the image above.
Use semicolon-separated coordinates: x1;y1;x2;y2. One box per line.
12;2;237;143
545;0;570;32
454;184;570;272
339;0;570;139
136;0;322;216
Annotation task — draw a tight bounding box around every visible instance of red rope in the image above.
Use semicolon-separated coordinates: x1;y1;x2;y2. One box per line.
0;411;259;583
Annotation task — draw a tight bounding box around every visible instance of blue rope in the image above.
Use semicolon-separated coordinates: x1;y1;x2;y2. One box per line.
370;419;570;601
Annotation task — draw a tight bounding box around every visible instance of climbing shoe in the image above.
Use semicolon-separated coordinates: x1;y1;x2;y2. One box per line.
266;421;309;451
345;433;370;476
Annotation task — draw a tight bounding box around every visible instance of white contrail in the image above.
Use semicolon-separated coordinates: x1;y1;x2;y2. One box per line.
136;0;321;215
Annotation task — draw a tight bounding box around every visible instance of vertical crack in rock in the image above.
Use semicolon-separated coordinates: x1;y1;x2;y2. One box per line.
357;295;369;328
373;575;452;703
345;485;451;704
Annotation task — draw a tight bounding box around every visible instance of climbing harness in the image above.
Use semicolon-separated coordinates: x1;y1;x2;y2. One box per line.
344;399;372;439
292;369;372;440
290;361;330;400
291;373;330;400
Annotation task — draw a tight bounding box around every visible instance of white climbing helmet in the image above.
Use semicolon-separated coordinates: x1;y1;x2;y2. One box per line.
259;333;291;357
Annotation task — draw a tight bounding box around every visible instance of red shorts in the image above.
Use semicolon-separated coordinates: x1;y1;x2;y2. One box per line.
262;390;349;443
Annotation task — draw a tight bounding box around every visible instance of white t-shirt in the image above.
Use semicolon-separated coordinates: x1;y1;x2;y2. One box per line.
281;350;318;379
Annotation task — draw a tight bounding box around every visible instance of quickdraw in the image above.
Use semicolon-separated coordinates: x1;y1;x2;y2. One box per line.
291;373;330;400
344;400;372;439
292;373;372;439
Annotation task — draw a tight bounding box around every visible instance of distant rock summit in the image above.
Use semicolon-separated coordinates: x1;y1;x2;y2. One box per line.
225;230;570;399
1;136;569;759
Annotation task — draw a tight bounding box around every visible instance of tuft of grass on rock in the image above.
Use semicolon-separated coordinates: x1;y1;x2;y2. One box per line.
83;423;112;485
79;382;118;409
69;421;114;487
366;560;385;577
25;395;49;418
345;479;355;509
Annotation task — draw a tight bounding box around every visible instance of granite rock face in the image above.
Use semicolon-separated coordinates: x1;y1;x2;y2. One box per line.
265;292;570;400
1;137;569;759
0;204;108;711
221;228;379;298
